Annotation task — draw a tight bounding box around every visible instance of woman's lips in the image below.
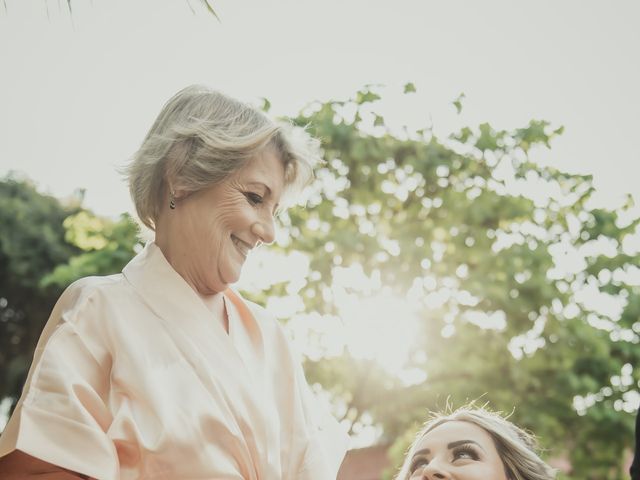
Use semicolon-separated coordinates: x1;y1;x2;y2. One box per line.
231;235;251;257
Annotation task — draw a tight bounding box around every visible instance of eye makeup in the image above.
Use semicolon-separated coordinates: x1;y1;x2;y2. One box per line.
407;440;483;475
451;443;480;461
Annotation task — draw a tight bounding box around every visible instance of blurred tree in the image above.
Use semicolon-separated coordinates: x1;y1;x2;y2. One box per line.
40;210;142;289
1;87;638;478
0;176;141;408
0;177;80;404
271;87;639;479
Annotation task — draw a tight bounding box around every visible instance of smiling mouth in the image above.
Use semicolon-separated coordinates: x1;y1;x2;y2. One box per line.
231;235;252;258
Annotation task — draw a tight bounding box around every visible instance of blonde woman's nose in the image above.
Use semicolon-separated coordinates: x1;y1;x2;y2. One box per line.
418;462;449;480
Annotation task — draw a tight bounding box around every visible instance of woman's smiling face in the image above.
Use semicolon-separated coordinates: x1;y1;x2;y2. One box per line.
160;148;285;295
407;421;508;480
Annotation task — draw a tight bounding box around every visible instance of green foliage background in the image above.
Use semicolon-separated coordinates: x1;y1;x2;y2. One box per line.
1;87;638;479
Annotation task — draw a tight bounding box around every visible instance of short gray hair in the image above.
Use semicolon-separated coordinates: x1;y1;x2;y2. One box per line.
395;406;556;480
126;85;320;230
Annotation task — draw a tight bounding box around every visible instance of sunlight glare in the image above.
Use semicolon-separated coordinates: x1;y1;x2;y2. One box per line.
336;287;422;379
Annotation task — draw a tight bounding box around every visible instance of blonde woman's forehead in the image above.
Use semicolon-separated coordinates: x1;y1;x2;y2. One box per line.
418;421;495;451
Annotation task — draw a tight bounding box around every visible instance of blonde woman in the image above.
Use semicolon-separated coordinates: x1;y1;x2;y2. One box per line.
395;407;556;480
0;85;348;479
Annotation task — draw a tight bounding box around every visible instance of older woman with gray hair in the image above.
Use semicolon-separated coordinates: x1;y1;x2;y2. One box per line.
395;407;556;480
0;85;348;479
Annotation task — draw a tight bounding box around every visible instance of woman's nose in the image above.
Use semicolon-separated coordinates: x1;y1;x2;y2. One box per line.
251;215;276;245
418;462;450;479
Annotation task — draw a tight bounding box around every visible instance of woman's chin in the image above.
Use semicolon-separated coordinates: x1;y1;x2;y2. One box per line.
197;275;234;295
219;268;242;288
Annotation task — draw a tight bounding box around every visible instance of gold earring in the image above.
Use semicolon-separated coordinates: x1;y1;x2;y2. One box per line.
169;190;176;210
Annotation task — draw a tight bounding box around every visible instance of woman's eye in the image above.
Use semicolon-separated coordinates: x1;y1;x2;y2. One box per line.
409;458;429;475
245;192;263;205
452;446;479;461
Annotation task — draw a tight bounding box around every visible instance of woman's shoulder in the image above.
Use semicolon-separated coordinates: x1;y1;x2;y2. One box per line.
62;272;123;295
53;273;131;325
31;274;134;370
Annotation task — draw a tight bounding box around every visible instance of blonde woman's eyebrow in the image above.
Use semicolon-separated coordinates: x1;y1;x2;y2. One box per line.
447;439;485;451
412;439;483;458
412;448;431;457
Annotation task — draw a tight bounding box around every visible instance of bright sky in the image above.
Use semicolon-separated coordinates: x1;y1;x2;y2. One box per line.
2;0;640;440
1;0;639;218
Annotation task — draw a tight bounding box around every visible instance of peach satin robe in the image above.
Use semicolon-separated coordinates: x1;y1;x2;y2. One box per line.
0;243;348;479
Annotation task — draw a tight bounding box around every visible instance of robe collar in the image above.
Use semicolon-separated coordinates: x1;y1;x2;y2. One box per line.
122;241;264;358
122;242;227;339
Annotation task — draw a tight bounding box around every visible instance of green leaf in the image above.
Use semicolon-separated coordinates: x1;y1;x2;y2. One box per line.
355;89;381;105
260;97;271;113
403;82;417;94
452;92;466;114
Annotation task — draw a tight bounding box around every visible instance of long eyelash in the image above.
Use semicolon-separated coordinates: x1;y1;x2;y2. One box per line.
452;445;480;460
409;457;428;473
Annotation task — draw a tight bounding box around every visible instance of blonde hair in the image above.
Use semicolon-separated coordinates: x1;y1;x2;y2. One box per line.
395;407;556;480
126;85;320;230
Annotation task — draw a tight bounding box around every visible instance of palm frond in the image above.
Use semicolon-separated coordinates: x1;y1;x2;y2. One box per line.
185;0;196;15
25;0;219;22
200;0;220;21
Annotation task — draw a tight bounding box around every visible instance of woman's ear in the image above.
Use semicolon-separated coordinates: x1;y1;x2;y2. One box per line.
165;177;185;199
165;178;183;210
173;188;191;203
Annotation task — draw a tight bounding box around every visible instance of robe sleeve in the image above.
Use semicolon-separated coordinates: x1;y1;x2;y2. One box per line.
0;281;119;480
283;337;348;480
295;366;349;480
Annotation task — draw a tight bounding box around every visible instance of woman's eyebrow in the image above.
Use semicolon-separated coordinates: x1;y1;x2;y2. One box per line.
412;448;431;457
246;181;271;195
412;439;484;457
447;439;484;451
